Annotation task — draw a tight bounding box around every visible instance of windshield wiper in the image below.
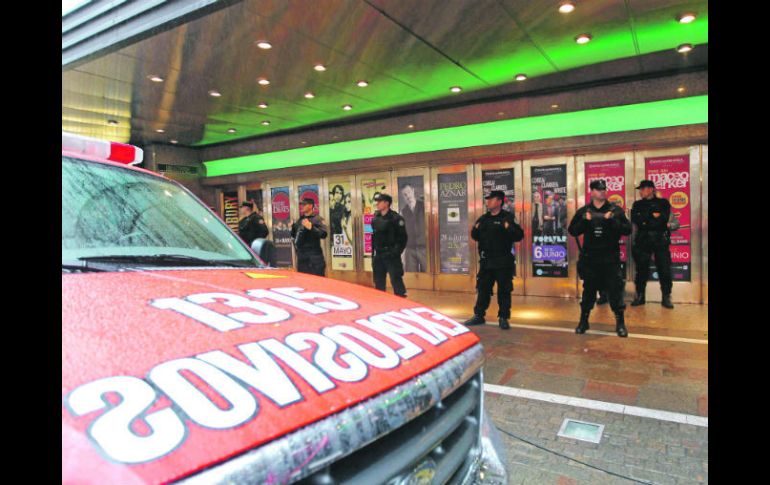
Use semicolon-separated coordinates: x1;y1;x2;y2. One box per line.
78;254;253;268
62;260;116;273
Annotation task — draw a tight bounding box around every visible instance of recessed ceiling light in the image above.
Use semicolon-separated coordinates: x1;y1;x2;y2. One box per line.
515;73;527;81
148;75;164;83
261;120;271;126
301;141;307;144
356;80;369;87
677;86;686;93
107;119;118;126
156;129;165;133
304;92;315;99
558;2;575;14
677;43;693;53
208;90;221;97
256;40;272;49
450;86;462;93
258;102;268;108
342;104;353;111
575;33;592;44
408;124;415;129
227;128;237;133
551;104;559;109
314;64;326;72
257;78;270;86
170;139;178;144
676;13;696;24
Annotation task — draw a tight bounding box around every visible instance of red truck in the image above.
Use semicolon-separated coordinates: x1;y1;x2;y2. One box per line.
62;133;507;484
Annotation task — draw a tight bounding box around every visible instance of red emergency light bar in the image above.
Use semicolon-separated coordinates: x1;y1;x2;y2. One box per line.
62;132;143;165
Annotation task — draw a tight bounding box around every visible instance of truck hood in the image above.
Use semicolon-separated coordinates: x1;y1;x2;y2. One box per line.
62;268;479;484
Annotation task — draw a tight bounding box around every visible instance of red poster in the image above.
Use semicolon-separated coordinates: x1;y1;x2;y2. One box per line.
585;160;627;266
645;155;691;281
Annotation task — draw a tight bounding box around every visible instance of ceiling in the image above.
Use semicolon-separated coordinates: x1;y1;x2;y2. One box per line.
61;0;708;147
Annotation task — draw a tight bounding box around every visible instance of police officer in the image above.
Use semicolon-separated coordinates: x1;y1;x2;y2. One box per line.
290;198;328;276
630;180;675;309
569;180;632;337
464;190;524;330
371;193;408;297
238;201;268;246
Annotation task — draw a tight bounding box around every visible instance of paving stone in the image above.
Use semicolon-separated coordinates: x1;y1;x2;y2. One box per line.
487;393;707;485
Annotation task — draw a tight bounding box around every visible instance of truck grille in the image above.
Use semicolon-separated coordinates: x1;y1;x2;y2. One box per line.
297;372;482;485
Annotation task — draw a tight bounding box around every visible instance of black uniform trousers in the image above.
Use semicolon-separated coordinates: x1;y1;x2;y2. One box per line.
581;260;625;313
373;253;407;297
632;242;673;295
297;253;326;277
473;266;514;319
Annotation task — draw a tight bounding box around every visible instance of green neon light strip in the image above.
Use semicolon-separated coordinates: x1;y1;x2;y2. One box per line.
204;95;708;177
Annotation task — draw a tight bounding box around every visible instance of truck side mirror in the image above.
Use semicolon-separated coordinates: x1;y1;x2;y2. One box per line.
251;238;277;267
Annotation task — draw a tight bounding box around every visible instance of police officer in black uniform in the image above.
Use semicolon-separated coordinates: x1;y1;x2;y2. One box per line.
238;201;268;246
569;180;632;337
290;198;328;276
464;190;524;330
630;180;675;309
371;194;408;297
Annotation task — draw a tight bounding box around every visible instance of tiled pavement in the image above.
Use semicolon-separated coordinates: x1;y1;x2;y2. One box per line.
474;324;708;417
406;290;708;484
408;290;708;417
485;393;708;485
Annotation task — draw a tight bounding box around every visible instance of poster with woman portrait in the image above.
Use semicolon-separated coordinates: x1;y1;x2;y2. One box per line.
531;165;568;277
397;176;427;272
328;181;354;270
361;178;388;272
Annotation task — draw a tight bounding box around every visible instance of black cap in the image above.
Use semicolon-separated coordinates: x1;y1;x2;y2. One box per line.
374;193;392;204
485;190;505;200
240;201;254;209
589;179;607;191
635;179;655;189
299;198;315;206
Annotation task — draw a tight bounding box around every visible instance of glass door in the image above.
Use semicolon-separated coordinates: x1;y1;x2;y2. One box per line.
576;152;635;297
326;175;358;284
473;159;525;295
355;172;393;286
431;164;476;293
632;146;702;304
392;167;433;290
522;156;577;297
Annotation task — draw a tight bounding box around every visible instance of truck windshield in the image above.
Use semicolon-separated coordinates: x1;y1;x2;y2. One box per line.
62;156;263;269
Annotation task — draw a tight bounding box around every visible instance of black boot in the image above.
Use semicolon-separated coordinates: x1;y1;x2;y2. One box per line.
630;286;646;306
661;293;674;309
498;317;510;330
615;312;628;338
575;310;590;334
463;315;486;326
596;292;608;305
